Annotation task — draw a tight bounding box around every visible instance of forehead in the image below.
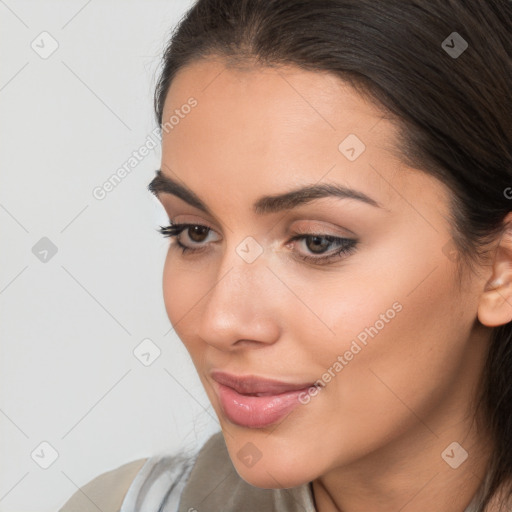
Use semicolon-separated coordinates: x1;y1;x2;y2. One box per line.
163;57;391;140
159;57;451;220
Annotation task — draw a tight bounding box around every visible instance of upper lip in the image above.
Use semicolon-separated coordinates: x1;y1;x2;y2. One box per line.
211;370;315;396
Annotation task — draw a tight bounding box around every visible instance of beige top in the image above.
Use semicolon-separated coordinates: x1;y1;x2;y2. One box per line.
58;431;489;512
58;457;147;512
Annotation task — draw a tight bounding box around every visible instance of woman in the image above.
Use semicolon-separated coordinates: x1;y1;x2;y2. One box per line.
59;0;512;511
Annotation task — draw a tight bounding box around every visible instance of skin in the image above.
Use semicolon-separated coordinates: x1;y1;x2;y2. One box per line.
151;57;512;512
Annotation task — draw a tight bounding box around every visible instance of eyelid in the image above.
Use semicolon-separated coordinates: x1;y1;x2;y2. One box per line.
290;220;356;238
159;198;224;230
167;213;355;237
168;214;218;230
160;194;364;235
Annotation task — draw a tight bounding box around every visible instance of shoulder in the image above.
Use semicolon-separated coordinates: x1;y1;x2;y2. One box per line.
57;436;220;512
58;457;149;512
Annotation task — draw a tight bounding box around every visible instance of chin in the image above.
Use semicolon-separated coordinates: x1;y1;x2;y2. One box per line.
232;459;312;489
223;434;317;489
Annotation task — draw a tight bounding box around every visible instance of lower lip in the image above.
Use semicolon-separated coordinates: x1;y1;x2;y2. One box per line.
215;382;310;428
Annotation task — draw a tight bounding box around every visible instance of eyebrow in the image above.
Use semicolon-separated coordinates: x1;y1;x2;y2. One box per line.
148;169;383;215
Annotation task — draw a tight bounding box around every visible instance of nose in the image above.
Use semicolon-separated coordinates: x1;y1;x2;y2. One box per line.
196;247;281;351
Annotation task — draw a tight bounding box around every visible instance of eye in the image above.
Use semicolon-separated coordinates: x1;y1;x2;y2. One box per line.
157;223;358;264
158;223;217;255
287;232;358;264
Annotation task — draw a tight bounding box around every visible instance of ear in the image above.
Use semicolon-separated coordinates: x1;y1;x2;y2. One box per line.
478;212;512;327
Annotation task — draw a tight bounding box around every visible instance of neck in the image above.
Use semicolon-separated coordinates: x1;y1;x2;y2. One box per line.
311;401;494;512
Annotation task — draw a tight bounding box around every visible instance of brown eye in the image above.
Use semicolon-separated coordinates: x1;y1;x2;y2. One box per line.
288;233;358;265
188;225;210;243
157;223;218;255
304;235;331;254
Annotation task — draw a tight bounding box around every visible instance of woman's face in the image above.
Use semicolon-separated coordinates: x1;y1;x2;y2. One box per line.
152;58;491;488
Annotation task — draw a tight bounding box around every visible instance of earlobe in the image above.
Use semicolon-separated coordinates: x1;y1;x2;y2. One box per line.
477;219;512;327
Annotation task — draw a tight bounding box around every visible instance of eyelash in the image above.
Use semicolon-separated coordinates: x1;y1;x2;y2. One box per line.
157;223;358;265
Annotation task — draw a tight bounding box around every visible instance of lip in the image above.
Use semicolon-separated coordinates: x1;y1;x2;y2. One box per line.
210;370;316;428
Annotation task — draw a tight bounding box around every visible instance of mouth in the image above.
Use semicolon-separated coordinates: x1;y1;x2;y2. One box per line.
211;370;316;394
210;370;318;428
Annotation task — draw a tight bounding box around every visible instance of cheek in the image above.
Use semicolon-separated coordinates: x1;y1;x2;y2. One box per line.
162;251;201;343
299;236;465;402
316;257;468;437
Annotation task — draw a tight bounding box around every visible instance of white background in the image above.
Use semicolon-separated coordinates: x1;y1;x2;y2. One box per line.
0;1;221;510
